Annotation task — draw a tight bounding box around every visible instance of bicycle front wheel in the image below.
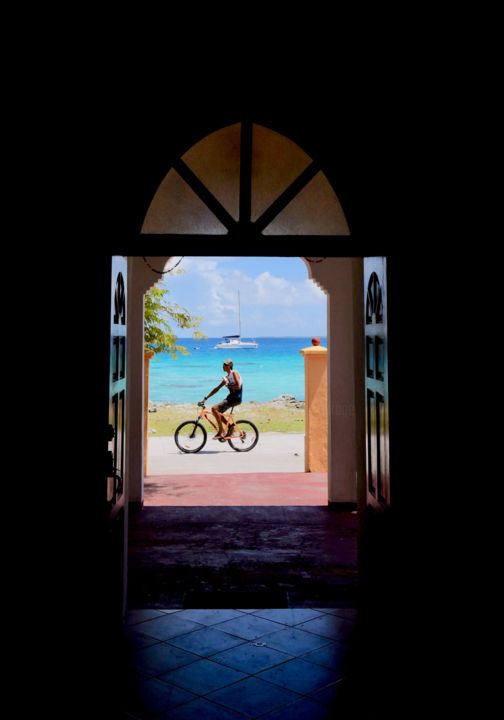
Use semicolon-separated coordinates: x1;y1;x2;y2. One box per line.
227;420;259;452
174;421;207;453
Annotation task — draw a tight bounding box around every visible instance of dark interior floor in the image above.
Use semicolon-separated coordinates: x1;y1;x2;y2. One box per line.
123;507;430;716
128;506;358;609
120;606;359;719
123;507;361;717
61;506;419;718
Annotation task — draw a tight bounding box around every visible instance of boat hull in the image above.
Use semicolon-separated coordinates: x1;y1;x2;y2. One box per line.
214;341;258;349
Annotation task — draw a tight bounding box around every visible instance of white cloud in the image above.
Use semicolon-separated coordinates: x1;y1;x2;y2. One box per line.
254;271;325;306
176;257;219;277
167;257;326;336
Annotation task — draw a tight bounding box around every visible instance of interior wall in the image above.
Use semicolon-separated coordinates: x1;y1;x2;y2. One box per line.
38;93;434;717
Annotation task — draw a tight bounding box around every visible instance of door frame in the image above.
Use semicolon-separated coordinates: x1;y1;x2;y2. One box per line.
125;254;365;512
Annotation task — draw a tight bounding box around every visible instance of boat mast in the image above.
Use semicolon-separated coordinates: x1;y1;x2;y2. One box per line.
238;290;241;337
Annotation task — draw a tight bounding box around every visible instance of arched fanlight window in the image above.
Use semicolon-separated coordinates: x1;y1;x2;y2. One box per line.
141;122;350;236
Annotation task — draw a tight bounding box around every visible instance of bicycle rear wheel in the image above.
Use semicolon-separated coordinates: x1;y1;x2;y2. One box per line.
227;420;259;452
174;421;207;453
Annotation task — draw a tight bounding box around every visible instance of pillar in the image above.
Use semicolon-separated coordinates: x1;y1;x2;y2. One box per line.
304;257;363;505
126;256;171;508
144;350;154;475
300;339;328;472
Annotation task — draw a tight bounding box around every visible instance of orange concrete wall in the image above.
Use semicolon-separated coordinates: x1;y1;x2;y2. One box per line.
300;345;328;472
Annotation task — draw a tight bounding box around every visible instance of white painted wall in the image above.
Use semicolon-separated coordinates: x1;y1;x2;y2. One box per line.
126;257;167;505
305;257;365;504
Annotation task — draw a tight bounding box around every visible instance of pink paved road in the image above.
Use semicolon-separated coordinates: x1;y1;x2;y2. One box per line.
144;471;328;506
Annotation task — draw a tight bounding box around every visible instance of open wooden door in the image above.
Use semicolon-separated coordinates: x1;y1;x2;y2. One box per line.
105;255;127;620
108;257;127;514
364;257;390;510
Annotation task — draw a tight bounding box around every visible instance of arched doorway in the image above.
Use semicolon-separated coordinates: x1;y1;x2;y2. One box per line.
126;122;364;513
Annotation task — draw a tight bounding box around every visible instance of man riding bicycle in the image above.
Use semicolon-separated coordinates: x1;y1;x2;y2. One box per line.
201;359;242;440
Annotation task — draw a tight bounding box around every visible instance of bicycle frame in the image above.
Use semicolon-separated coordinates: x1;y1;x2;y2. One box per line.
196;405;236;437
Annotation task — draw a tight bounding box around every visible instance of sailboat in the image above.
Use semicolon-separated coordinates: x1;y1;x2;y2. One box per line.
214;292;259;349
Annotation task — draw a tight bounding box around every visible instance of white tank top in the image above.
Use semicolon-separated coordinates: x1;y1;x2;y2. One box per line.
223;370;241;390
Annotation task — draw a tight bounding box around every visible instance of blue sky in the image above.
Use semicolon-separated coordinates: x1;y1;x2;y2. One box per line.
160;256;327;337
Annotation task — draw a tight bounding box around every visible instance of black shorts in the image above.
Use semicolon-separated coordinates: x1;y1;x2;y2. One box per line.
216;396;241;413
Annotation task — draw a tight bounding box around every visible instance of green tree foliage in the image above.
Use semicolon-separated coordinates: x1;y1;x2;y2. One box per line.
144;285;205;358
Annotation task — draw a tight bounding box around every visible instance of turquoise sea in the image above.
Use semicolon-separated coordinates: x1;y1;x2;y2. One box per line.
148;337;327;404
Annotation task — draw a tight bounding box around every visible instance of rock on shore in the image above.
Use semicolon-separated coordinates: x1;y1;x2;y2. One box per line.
148;396;304;412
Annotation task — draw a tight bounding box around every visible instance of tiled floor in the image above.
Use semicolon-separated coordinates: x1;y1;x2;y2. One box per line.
122;606;358;718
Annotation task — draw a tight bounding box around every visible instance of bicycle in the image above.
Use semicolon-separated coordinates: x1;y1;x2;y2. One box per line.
174;401;259;454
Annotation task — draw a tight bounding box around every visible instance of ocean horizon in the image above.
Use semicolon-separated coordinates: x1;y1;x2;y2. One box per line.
148;336;327;404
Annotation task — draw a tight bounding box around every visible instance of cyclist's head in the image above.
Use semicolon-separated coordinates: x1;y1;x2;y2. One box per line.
223;359;233;369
